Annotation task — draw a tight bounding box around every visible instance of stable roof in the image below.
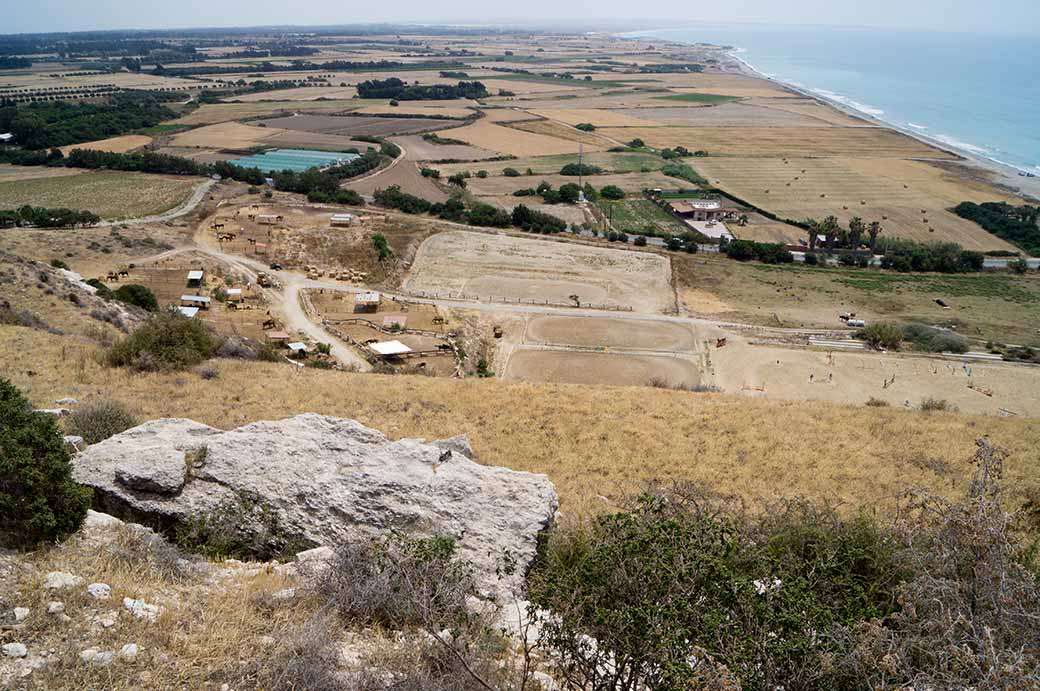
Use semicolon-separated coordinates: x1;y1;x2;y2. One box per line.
180;295;211;304
177;306;200;318
266;331;291;341
0;133;14;142
225;288;243;296
370;340;412;356
287;342;308;353
355;291;381;304
186;270;205;281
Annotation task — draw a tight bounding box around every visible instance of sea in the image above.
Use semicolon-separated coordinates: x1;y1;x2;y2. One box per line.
626;24;1040;176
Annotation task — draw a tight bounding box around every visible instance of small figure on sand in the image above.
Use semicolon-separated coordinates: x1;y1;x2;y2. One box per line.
809;373;815;384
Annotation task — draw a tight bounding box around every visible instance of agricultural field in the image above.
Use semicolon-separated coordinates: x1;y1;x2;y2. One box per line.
58;134;152;155
171;101;362;127
505;350;701;388
225;86;359;102
0;164;84;183
524;315;698;350
171;121;281;149
671;251;1040;346
598;198;693;236
691;156;1021;250
392;134;501;162
433;120;593;157
466;171;676;197
435;150;666;177
0;171;200;220
506;119;621;147
403;230;674;312
616;102;841;127
251;114;461;138
596;126;956;158
342;161;449;202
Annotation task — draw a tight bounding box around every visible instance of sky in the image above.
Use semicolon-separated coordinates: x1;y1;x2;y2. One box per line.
4;0;1040;35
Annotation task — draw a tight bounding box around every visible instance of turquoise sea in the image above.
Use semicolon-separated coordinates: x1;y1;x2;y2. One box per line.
628;25;1040;175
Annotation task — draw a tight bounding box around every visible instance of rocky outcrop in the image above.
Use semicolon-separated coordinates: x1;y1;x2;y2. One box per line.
72;414;558;594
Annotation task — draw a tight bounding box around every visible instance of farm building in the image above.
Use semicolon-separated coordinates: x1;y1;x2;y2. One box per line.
266;330;291;344
186;270;205;287
287;342;309;358
177;306;200;318
180;295;212;310
355;291;381;313
667;199;739;222
0;133;14;144
225;288;243;303
370;340;413;360
331;214;356;227
256;214;283;226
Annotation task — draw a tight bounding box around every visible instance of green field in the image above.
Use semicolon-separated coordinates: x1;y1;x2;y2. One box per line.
654;93;742;104
0;171;199;220
599;198;692;237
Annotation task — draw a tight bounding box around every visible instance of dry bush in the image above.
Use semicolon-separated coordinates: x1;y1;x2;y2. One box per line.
65;398;138;444
837;439;1040;688
920;397;957;412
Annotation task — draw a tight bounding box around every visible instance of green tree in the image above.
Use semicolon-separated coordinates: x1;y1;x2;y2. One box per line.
372;233;394;261
867;221;883;254
600;185;625;200
112;284;159;312
0;377;91;548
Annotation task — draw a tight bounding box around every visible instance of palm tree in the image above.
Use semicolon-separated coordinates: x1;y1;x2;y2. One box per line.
821;216;840;254
867;221;883;254
848;216;865;250
804;218;819;251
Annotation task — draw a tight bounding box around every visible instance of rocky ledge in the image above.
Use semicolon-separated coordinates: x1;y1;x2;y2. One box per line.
72;414;558;594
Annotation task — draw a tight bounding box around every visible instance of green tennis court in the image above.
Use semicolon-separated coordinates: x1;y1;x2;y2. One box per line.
229;149;361;173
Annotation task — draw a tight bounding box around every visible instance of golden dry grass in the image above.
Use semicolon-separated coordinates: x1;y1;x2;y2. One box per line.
597;126;955;158
171;101;360;127
0;172;199;220
506;119;619;148
0;164;85;183
59;135;152;156
434;120;592;157
526;108;655;128
5;325;1039;518
170;121;280;149
691;156;1020;251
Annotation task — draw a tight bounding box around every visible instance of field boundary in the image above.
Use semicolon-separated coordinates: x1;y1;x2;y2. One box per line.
403;289;635;312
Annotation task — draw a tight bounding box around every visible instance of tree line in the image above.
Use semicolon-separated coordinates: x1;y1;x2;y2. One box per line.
356;77;488;101
0;94;179;150
953;201;1040;256
0;205;100;229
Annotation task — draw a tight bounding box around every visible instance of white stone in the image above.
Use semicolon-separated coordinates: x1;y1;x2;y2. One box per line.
271;588;296;602
12;607;30;622
79;648;114;666
55;397;78;405
74;414;558;594
122;597;161;621
2;643;27;658
86;583;112;600
83;510;124;530
259;635;276;648
43;571;82;589
533;671;560;690
119;643;139;660
46;601;65;615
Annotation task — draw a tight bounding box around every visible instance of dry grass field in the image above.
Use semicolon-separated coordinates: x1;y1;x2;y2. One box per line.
691;156;1020;250
0;171;199;220
506;119;621;147
434;120;592;157
226;86;359;101
597;126;956;158
59;134;152;156
745;97;872;126
404;230;674;312
466;171;676;197
524;315;697;350
355;103;476;118
617;102;839;127
392;134;501;162
0;164;85;183
5;325;1039;517
343;162;449;202
171;121;279;149
607;72;793;98
252;114;460;138
505;350;701;388
671;252;1040;346
172;101;361;127
527;108;657;127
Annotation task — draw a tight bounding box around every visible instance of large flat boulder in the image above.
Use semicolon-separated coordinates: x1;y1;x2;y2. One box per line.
73;414;557;594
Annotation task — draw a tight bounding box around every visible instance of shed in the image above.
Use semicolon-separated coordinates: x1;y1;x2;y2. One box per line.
177;306;200;318
287;342;309;357
186;269;205;287
225;288;243;302
331;214;355;227
0;133;14;144
370;340;413;358
256;214;282;225
266;330;291;343
180;295;212;309
354;291;381;313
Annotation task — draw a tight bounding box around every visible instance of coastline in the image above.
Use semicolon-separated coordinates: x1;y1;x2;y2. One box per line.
721;48;1040;202
625;31;1040;202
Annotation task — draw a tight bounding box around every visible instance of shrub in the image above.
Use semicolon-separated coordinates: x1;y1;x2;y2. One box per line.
112;283;159;312
372;233;394;262
49;258;70;270
0;377;91;548
447;173;467;188
502;167;521;177
628;138;645;148
335;189;363;206
106;311;221;371
633;235;647;246
919;397;957;412
856;322;903;350
575;123;596;131
321;534;473;628
86;278;114;299
476;170;489;178
420;167;441;179
901;323;969;353
174;488;309;560
66;399;138;445
865;397;890;407
559;163;603;176
804;253;819;266
600;184;625;200
529;485;903;691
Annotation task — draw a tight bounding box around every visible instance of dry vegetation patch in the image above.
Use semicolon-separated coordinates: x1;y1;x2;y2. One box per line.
0;172;200;221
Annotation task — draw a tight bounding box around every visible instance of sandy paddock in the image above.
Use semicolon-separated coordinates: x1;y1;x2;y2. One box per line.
505;350;701;388
404;230;674;312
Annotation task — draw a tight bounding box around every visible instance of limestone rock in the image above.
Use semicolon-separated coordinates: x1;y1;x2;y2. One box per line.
2;643;27;658
74;414;558;593
43;572;82;589
46;602;64;615
123;597;161;621
79;648;114;666
119;643;139;660
12;607;29;623
86;583;111;600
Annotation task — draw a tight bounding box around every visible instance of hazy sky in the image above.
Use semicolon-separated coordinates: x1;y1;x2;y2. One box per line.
5;0;1039;35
